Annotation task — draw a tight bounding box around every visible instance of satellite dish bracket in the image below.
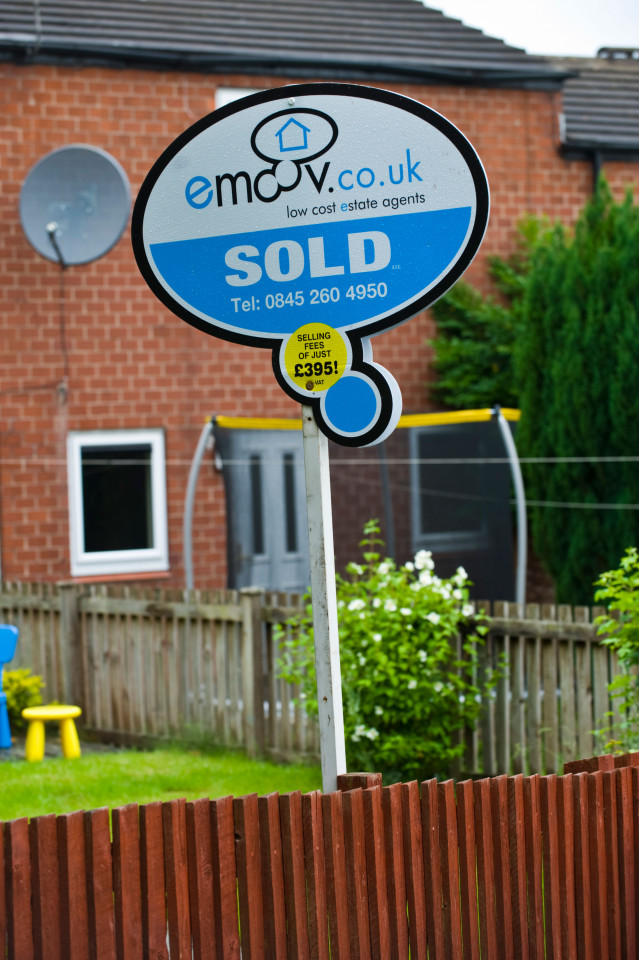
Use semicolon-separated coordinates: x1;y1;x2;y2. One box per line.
46;221;68;269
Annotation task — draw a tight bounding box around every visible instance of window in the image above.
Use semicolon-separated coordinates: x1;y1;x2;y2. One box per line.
67;429;169;577
215;87;261;108
249;453;265;555
283;452;298;554
413;426;488;548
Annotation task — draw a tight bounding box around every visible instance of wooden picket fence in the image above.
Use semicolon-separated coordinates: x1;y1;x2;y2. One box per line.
2;752;638;959
463;600;622;777
0;582;624;775
0;582;318;762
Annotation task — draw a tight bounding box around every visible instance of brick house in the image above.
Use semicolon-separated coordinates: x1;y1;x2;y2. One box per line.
0;1;637;594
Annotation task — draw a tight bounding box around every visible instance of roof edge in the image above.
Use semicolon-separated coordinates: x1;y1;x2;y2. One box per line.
0;41;570;90
562;140;639;160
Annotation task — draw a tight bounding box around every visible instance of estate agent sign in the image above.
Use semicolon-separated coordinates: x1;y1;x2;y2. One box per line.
133;83;489;791
132;83;489;446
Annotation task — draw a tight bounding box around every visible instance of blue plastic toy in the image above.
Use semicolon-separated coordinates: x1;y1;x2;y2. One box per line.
0;625;19;749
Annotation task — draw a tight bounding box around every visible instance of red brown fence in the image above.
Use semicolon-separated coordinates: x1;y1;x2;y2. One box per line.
2;752;638;959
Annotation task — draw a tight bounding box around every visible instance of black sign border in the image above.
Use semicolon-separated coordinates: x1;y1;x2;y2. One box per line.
131;81;489;353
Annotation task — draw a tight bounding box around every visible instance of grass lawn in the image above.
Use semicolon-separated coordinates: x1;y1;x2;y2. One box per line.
0;744;322;821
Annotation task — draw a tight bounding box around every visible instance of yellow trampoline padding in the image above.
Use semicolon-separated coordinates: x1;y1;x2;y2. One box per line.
214;408;521;431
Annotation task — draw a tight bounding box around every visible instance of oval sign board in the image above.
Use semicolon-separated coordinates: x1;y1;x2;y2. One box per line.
132;83;489;446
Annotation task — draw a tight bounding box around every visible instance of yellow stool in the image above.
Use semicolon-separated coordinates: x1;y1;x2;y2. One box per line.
22;705;82;762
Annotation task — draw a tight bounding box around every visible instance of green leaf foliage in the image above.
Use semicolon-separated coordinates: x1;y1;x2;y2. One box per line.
429;281;518;409
278;522;492;783
3;668;44;729
515;179;639;604
594;547;639;750
428;216;548;410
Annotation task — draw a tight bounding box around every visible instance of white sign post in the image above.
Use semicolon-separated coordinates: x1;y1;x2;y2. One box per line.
301;404;346;793
132;82;489;790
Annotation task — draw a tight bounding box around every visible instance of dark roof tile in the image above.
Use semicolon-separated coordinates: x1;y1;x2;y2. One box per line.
553;55;639;152
0;0;566;87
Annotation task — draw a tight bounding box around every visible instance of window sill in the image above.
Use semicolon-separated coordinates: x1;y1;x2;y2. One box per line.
61;570;172;586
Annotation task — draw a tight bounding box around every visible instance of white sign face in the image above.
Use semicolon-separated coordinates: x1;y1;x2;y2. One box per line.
132;83;489;446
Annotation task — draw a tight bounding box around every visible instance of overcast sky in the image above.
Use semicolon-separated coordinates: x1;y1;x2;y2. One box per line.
431;0;639;57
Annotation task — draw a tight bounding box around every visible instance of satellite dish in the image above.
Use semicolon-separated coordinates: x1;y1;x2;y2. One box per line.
20;144;131;266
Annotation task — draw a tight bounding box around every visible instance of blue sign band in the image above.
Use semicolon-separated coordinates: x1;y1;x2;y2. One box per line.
149;206;471;337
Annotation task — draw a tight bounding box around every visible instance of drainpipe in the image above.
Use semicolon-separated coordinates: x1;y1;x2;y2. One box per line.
592;149;603;191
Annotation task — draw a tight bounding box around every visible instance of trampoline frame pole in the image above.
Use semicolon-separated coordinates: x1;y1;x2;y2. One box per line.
494;407;527;607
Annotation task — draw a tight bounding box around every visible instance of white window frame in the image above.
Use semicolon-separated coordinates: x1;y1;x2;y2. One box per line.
67;429;169;578
215;86;261;108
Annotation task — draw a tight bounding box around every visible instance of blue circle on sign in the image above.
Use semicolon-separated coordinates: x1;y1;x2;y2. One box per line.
323;374;379;435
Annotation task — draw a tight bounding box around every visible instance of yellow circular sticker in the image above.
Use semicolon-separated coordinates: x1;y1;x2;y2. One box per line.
284;323;348;393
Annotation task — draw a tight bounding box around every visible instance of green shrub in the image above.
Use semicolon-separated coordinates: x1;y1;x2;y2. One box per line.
3;668;44;729
594;547;639;751
428;216;550;411
278;522;491;782
429;279;518;410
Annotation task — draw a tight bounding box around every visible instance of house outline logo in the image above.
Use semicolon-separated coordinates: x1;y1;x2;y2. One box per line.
245;106;339;203
275;117;312;153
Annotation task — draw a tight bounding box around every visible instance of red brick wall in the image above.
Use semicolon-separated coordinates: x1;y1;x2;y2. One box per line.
0;64;637;586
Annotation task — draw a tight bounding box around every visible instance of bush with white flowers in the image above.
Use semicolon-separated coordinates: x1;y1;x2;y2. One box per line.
278;521;489;782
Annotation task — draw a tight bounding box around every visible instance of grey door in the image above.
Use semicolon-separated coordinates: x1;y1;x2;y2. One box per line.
221;429;310;593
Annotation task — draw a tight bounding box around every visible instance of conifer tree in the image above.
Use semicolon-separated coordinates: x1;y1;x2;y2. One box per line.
514;179;639;604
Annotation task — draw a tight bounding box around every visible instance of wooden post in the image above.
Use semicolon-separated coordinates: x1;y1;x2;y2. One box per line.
58;583;83;713
301;405;346;794
337;772;382;791
240;587;264;757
